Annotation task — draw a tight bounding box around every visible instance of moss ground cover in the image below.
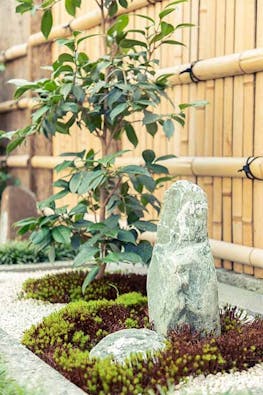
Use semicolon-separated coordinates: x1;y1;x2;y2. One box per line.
22;271;147;303
21;290;263;395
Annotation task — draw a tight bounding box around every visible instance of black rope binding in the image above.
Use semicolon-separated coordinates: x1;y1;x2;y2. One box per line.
238;156;263;181
179;60;201;83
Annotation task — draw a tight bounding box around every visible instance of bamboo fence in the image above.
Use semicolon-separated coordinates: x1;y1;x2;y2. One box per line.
1;0;263;277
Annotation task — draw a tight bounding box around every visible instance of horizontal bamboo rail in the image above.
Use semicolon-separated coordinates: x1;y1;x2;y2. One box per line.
158;48;263;84
1;155;263;179
0;0;150;63
141;232;263;270
0;2;263;86
0;43;27;63
0;48;263;113
0;98;36;114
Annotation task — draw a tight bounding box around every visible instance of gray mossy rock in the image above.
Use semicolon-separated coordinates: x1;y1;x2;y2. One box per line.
147;180;221;337
89;328;166;364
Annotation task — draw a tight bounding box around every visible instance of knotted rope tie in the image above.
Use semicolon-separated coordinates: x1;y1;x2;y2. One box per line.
238;156;263;181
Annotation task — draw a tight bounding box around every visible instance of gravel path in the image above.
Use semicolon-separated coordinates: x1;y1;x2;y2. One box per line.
0;270;67;340
0;268;262;395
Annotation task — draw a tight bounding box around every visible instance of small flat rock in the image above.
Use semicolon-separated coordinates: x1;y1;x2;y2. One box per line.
89;328;166;364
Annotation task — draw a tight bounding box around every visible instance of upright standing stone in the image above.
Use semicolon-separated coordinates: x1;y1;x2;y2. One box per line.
147;180;221;337
0;186;37;243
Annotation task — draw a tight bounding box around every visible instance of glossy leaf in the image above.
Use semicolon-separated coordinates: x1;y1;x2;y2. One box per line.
124;123;138;147
52;225;71;244
73;246;99;267
82;266;100;293
41;9;53;39
163;119;175;138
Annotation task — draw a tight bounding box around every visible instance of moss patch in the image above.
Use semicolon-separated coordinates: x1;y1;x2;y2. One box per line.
22;296;263;395
22;271;147;303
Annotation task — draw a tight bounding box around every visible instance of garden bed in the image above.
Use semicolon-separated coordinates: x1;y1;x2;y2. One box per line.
0;267;262;395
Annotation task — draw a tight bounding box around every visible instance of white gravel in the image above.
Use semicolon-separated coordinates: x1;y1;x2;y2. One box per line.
0;268;262;395
0;269;67;340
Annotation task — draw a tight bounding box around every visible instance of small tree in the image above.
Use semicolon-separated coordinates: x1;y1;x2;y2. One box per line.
4;0;198;290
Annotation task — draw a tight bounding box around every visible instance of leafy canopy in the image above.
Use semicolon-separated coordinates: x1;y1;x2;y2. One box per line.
7;0;200;288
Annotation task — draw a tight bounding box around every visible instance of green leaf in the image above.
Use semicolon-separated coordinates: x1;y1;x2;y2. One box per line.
52;226;71;244
146;122;158;136
73;246;99;267
179;100;208;110
110;102;129;121
117;230;136;244
53;179;69;189
65;0;80;16
16;3;33;13
41;9;53;39
124;123;138;147
72;85;85;102
143;111;159;125
7;137;25;153
163;119;175;138
107;14;129;36
104;252;143;264
142;149;155;164
135;14;155;24
155;154;176;162
120;39;147;49
97;150;130;166
30;227;51;245
32;106;49;122
150;22;175;44
119;0;128;7
71;234;81;250
137;175;156;192
161;39;185;46
69;172;83;193
159;8;175;19
82;266;100;293
48;245;56;263
55;160;74;173
176;23;195;29
125;240;153;264
134;221;157;232
119;165;149;176
58;53;74;63
165;0;188;7
108;1;118;16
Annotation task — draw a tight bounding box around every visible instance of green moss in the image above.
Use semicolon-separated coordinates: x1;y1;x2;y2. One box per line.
22;303;263;395
22;293;149;355
22;271;147;303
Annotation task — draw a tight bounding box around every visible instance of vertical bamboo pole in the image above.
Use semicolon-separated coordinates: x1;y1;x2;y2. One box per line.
233;0;256;274
254;0;263;278
242;74;255;275
242;0;256;275
212;0;226;268
222;0;235;270
232;1;245;273
199;0;216;236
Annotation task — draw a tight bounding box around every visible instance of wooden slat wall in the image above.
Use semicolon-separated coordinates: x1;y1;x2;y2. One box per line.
1;0;263;277
50;0;263;278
